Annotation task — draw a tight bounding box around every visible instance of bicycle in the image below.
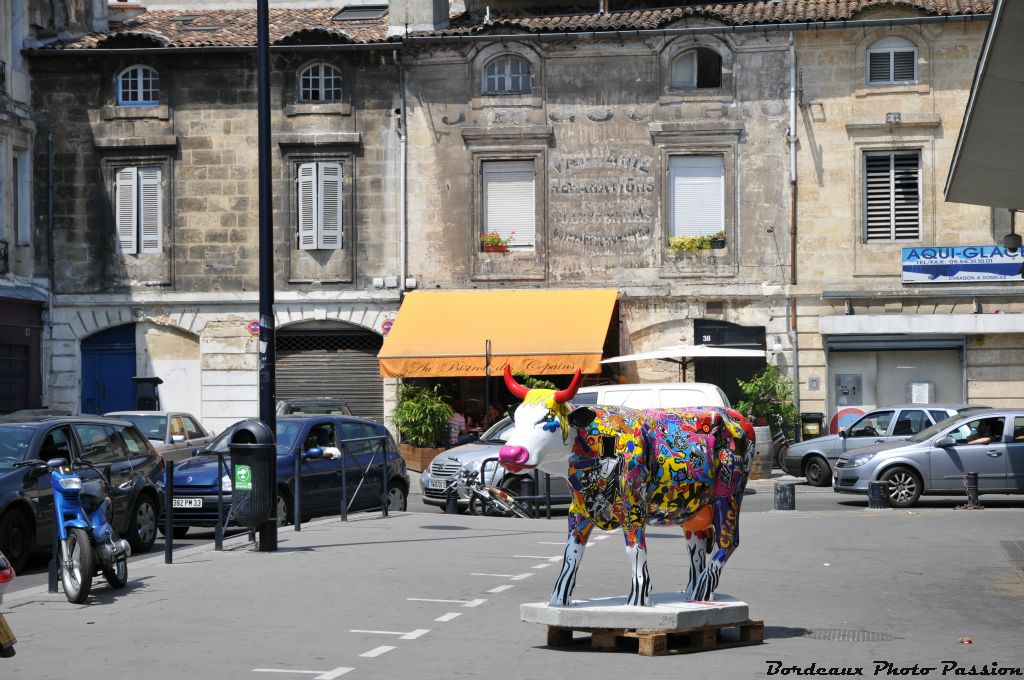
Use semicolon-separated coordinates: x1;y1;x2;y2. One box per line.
769;414;791;471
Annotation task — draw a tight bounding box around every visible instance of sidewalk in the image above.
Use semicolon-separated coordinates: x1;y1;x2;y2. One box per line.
2;504;1022;679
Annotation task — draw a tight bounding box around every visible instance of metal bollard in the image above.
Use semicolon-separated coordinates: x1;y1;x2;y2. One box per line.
164;460;174;564
215;453;225;551
964;472;983;509
773;481;795;511
445;486;459;514
48;518;59;593
867;481;890;509
521;475;535;518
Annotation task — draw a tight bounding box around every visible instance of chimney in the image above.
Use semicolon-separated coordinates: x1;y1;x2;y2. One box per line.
389;0;450;36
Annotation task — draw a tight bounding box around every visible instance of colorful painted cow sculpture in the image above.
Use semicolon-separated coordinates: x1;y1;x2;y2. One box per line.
498;366;754;606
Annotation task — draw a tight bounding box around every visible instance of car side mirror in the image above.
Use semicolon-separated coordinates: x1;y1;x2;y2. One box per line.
839;429;848;439
303;447;324;460
172;434;186;443
191;447;200;457
936;436;956;448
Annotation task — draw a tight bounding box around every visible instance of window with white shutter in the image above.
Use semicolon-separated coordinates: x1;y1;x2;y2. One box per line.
867;37;917;84
295;161;344;251
669;155;724;237
114;165;163;255
482;160;535;248
864;151;920;241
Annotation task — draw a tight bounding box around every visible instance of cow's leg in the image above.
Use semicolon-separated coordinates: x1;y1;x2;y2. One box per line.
681;506;714;599
549;512;594;607
691;464;746;602
623;524;652;606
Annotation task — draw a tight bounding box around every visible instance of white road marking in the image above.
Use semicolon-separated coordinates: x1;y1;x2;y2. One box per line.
253;668;353;680
360;647;395;658
488;585;514;593
470;572;534;580
407;597;487;608
349;628;430;640
592;535;610;541
531;563;552;569
513;555;563;562
434;612;462;622
538;541;566;545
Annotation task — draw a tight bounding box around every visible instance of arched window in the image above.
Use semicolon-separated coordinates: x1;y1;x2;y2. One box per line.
867;37;917;84
670;48;722;90
483;55;532;95
117;65;160;106
299;62;343;102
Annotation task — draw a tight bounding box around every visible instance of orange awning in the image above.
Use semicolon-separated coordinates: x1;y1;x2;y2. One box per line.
378;289;618;378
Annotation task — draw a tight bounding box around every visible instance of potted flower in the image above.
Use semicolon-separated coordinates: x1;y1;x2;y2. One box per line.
480;231;513;252
709;230;726;249
391;385;454;472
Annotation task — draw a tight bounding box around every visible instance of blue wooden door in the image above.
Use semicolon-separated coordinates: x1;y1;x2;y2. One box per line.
81;324;137;415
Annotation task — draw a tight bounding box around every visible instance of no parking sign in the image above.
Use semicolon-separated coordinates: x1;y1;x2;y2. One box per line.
247;320;260;335
381;318;394;336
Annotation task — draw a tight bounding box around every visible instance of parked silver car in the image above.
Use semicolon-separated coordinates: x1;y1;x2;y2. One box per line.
419;417;569;511
833;409;1024;507
783;403;987;487
105;411;214;462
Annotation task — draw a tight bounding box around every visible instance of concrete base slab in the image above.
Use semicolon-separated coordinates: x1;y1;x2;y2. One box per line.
521;593;749;630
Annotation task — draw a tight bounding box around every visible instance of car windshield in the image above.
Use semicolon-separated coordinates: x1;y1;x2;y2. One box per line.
199;420;304;455
479;417;513;444
119;415;167;441
908;413;971;443
0;424;38;469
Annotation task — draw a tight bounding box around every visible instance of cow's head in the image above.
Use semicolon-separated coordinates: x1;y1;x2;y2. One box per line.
498;366;596;475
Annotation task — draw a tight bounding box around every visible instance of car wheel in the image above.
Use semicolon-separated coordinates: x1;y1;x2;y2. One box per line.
127;494;158;553
275;494;291;527
879;467;922;508
0;509;33;573
387;484;407;512
803;456;831;487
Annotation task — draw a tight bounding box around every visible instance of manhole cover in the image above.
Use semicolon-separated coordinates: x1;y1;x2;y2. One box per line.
805;629;897;642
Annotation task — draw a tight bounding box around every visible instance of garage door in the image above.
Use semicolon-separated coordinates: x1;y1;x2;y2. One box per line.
276;328;384;422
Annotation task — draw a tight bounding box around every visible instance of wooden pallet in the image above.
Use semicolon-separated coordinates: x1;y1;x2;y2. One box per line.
545;619;764;656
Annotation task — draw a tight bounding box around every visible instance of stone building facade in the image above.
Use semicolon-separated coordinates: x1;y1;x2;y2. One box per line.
26;0;1005;433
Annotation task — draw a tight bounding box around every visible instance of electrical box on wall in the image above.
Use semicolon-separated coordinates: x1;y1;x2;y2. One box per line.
908;381;934;404
835;374;862;406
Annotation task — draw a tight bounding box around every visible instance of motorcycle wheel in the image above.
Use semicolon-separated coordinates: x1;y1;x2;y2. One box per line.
102;557;128;589
61;528;94;604
467;494;494;516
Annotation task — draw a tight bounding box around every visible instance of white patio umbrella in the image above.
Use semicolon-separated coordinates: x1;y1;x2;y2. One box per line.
601;343;766;380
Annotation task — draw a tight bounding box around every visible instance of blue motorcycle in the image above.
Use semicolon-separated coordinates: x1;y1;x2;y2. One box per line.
16;457;131;603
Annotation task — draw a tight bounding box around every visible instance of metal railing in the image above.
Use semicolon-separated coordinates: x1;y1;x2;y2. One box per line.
293;433;391;531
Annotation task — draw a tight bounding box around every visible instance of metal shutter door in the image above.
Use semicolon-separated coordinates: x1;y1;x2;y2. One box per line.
275;330;384;422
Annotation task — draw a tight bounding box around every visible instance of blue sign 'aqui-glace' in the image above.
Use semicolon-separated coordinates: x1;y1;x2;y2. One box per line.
901;245;1023;283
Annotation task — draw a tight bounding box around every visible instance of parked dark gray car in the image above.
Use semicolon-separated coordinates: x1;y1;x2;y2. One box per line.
834;409;1024;507
783;403;987;486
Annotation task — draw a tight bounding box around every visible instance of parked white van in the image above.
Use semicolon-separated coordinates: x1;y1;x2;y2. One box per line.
571;382;731;410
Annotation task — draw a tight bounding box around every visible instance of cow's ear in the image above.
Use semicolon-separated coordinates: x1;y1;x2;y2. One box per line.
568;407;596;429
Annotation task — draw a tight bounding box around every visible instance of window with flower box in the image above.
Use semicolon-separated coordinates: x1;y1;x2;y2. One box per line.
481;160;535;250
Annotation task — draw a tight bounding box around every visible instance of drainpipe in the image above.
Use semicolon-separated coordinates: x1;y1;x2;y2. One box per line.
787;32;801;426
394;49;408;294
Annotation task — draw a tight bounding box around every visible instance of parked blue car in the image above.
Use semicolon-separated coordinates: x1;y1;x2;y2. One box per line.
167;415;408;536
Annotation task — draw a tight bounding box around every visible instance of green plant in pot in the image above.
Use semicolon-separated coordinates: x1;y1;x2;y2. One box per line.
391;384;454;448
668;234;713;252
736;364;798;434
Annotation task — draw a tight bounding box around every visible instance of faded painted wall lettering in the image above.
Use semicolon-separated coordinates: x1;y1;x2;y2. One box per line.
551;148;654;175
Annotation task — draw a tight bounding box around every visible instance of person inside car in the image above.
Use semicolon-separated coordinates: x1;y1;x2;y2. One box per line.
304;428;342;459
968;419;998;445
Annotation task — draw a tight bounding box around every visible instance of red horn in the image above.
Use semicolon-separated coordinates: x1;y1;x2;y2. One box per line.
504;364;530;399
553;369;582;404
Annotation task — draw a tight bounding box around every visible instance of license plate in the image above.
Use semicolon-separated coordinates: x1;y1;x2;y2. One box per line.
428;479;449;490
172;497;203;509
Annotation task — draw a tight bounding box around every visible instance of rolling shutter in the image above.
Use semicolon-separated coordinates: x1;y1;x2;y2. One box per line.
669;155;724;237
138;166;163;253
317;162;343;250
865;151;920;241
297;162;317;251
483;160;535;247
275;330;384;422
115;167;138;254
